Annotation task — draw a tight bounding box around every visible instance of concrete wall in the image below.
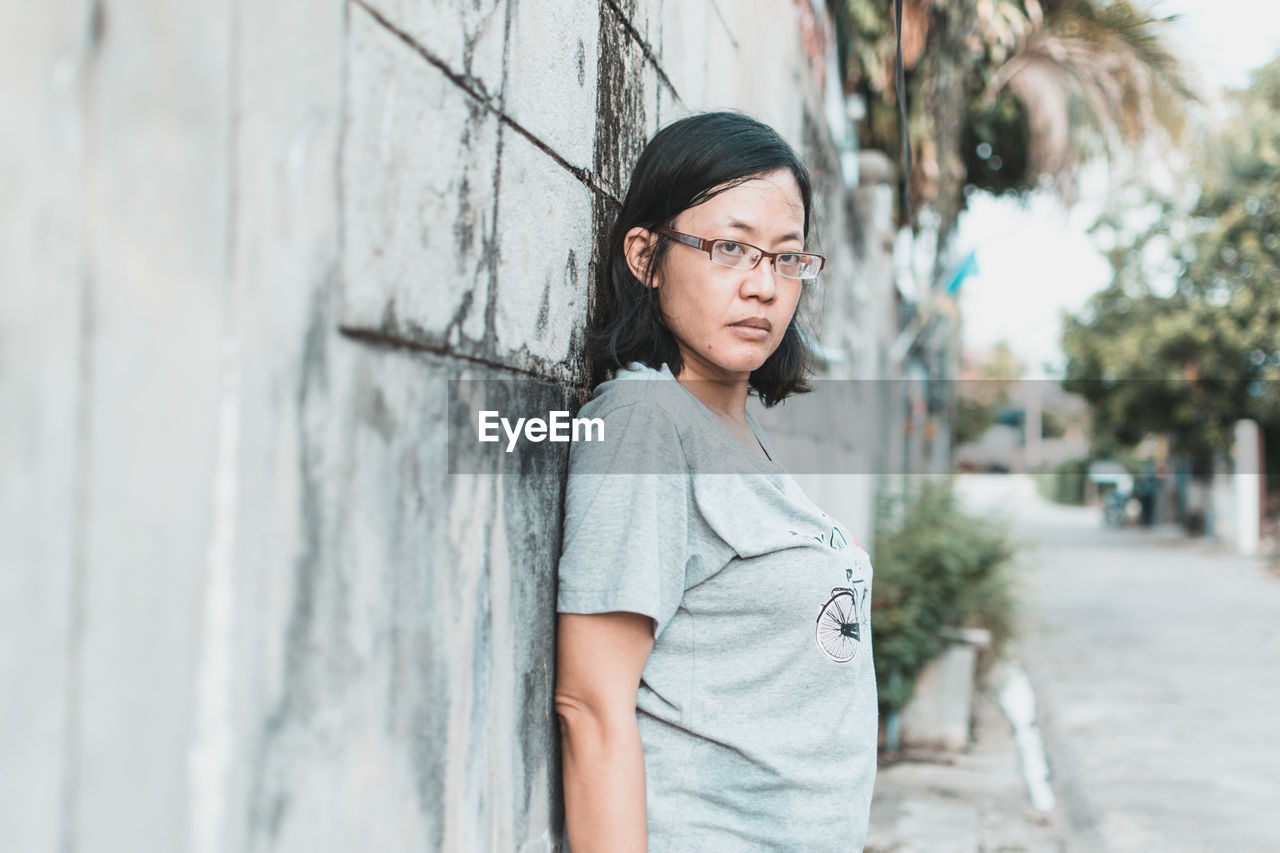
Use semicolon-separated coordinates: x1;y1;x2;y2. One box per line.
0;1;898;850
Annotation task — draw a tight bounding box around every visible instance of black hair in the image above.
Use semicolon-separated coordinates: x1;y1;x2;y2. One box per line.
585;110;819;405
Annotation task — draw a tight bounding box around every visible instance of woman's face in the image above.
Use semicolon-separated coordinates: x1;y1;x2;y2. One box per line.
632;168;808;384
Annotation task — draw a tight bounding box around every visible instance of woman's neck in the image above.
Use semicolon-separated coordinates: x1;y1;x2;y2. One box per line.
674;369;751;427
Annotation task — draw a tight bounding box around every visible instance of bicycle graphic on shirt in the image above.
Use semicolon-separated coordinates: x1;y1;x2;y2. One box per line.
815;568;869;663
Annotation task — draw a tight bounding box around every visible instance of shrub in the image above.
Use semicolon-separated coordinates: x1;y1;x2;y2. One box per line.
871;478;1020;717
1035;457;1089;505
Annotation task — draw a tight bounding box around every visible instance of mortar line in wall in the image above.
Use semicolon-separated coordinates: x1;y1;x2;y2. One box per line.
349;0;498;108
599;0;682;101
61;2;105;849
63;267;89;853
335;0;351;311
336;325;568;382
494;112;617;201
480;0;515;368
706;0;740;49
349;0;620;203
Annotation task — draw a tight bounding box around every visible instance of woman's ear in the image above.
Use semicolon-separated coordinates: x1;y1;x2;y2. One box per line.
623;226;660;288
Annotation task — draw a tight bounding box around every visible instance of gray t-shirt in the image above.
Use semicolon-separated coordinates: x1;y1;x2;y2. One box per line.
557;362;878;852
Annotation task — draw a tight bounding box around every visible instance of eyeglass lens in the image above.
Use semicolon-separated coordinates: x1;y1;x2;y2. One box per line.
709;240;820;280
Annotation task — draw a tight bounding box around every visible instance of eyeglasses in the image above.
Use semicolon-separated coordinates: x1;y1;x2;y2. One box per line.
655;227;825;281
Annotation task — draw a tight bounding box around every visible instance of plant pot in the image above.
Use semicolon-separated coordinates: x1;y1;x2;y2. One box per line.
896;627;991;751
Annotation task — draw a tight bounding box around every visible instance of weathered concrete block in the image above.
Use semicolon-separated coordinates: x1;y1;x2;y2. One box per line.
656;73;686;130
698;0;809;138
245;345;565;851
68;1;234;851
702;0;744;107
503;0;599;171
491;128;592;371
656;0;709;108
358;0;507;102
341;9;500;349
594;3;655;201
608;0;676;142
0;5;83;852
217;2;345;852
641;53;663;142
608;0;664;52
242;341;450;852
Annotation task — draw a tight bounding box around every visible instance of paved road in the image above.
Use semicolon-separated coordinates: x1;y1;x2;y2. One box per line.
959;476;1280;853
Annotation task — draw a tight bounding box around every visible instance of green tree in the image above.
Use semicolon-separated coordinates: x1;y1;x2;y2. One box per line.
1061;56;1280;463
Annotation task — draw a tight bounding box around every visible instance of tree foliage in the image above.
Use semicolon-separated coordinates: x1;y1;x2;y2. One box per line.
835;0;1192;233
1061;57;1280;462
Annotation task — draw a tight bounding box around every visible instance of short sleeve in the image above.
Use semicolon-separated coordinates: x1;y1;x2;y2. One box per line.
556;400;691;639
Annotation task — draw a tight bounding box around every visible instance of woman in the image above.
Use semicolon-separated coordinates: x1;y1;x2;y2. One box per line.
555;111;877;852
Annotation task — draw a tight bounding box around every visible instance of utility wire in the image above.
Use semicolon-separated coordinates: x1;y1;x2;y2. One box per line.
893;0;914;229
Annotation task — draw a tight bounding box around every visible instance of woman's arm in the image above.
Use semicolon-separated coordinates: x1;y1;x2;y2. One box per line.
555;611;656;853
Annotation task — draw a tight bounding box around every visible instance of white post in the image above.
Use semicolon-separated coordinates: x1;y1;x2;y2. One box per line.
1234;419;1261;556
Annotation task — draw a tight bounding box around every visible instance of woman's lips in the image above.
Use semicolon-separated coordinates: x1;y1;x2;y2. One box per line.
729;321;771;341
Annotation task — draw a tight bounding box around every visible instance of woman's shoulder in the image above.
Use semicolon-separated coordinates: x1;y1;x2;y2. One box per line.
579;361;684;420
568;362;695;475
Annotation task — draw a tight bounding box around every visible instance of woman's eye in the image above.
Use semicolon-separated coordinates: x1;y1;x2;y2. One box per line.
719;241;744;255
778;254;800;265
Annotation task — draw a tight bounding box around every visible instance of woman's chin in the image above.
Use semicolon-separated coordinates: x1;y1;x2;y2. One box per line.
714;355;772;378
729;344;776;374
679;340;776;379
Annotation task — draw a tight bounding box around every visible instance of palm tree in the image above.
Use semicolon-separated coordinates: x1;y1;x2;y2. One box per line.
836;0;1195;236
975;0;1196;199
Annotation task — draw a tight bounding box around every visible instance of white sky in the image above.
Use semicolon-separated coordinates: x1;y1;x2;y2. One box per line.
954;0;1280;378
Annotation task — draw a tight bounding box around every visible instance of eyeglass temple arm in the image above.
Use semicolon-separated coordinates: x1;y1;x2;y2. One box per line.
654;227;705;251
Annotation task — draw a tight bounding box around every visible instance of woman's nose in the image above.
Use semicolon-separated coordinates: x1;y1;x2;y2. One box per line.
742;257;778;300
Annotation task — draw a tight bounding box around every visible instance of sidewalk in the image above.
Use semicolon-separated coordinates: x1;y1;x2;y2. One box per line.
867;474;1280;851
864;671;1071;853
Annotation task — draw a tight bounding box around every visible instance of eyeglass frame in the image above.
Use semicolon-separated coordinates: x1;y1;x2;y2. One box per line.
653;227;826;280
